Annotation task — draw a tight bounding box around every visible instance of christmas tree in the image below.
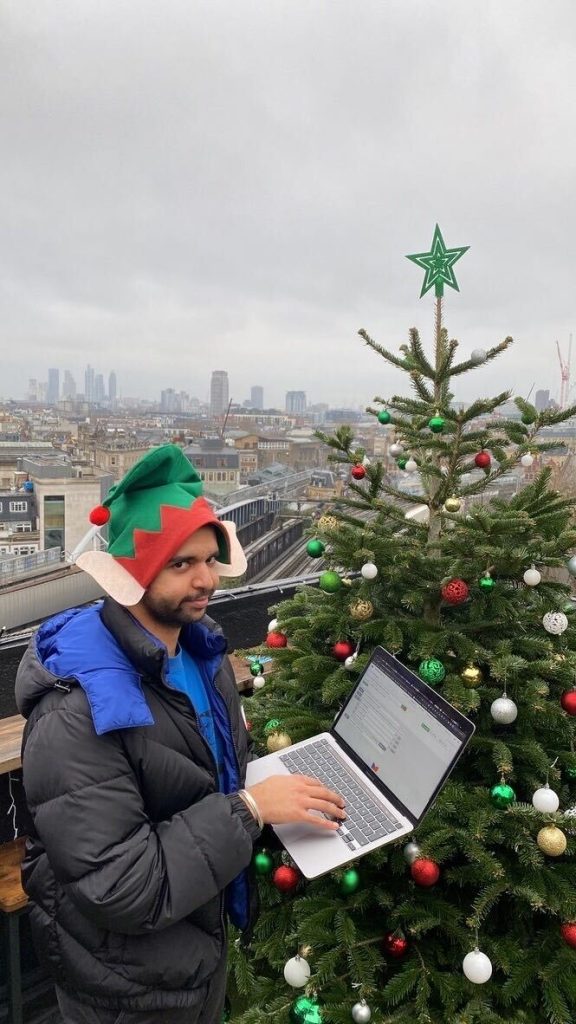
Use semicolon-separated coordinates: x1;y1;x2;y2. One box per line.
231;227;576;1024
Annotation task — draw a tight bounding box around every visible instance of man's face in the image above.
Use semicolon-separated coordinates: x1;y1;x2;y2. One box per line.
140;526;221;628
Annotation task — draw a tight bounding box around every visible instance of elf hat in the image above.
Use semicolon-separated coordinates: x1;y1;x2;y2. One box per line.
76;444;247;606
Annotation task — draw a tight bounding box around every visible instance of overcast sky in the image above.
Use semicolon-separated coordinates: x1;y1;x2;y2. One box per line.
2;0;576;410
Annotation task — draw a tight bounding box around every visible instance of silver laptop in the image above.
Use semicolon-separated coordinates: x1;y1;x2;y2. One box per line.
246;646;475;878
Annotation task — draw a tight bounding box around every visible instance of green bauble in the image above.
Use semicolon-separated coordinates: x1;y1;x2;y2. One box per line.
479;573;495;591
340;867;361;894
521;411;535;425
378;409;391;424
250;661;264;677
319;571;342;593
306;539;326;558
397;457;408;470
264;718;282;734
418;659;446;685
428;414;445;433
290;995;324;1024
490;782;516;808
253;849;274;876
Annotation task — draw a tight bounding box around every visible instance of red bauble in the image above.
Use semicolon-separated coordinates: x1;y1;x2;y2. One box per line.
332;640;355;661
351;464;366;480
561;923;576;948
89;504;110;526
382;931;409;958
560;689;576;716
441;578;470;605
272;865;300;893
410;858;440;887
266;631;287;648
474;451;491;469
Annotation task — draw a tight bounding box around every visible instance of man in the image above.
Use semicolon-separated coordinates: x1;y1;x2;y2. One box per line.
15;445;345;1024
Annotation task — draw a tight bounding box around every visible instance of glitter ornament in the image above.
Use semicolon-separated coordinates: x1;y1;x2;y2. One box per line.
470;348;487;365
405;457;418;473
89;504;111;526
250;661;264;677
349;599;373;621
532;785;560;813
389;441;403;456
428;414;445;433
411;857;440;886
566;554;576;577
319;571;342;593
543;611;569;635
267;731;292;752
444;495;462;512
361;561;378;580
490;696;518;724
382;931;409;958
523;565;541;586
537;825;567;856
520;452;534;467
267;631;288;648
490;782;516;808
461;663;483;688
290;995;323;1024
441;578;470;605
306;539;325;558
333;640;355;661
253;849;274;875
418;659;446;685
561;923;576;948
318;515;338;532
264;718;282;734
283;954;311;988
340;867;361;894
462;949;493;984
377;409;391;425
273;864;300;893
403;839;421;864
479;572;495;591
560;689;576;715
351;464;366;480
474;451;491;469
351;1001;372;1023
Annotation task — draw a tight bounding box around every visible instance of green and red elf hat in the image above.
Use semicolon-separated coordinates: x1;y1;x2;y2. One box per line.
76;444;247;606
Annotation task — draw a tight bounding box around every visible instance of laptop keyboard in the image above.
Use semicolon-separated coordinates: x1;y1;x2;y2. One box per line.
279;738;403;851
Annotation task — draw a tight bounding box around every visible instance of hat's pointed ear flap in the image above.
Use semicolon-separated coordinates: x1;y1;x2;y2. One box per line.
76;551;146;607
215;520;248;578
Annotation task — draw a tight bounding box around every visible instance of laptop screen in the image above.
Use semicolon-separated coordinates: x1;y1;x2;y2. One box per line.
332;647;474;820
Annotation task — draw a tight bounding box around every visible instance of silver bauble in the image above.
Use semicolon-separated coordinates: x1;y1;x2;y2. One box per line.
344;654;357;670
351;1000;372;1023
523;566;541;587
543;611;569;635
566;555;576;577
361;562;378;580
389;442;403;457
268;618;279;632
403;839;421;864
520;452;534;467
405;458;418;473
490;696;518;724
283;954;311;988
470;348;487;365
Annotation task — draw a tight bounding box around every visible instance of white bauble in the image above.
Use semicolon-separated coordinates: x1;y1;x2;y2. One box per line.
405;458;418;473
351;1001;372;1023
462;949;493;984
389;442;403;457
543;611;569;635
252;676;266;690
344;655;357;670
490;696;518;724
523;566;541;587
361;562;378;580
566;554;576;577
520;453;534;467
268;618;278;632
283;955;311;988
532;786;560;813
470;348;487;365
403;840;421;865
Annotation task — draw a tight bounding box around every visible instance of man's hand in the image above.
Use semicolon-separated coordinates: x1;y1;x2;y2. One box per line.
246;774;346;831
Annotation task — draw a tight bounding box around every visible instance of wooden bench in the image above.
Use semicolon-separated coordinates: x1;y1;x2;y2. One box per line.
0;836;27;1024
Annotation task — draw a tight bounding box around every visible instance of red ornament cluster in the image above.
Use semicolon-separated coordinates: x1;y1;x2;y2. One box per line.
441;578;470;605
474;451;491;469
382;931;409;958
560;689;576;716
272;864;300;893
89;504;111;526
561;922;576;949
410;857;440;887
332;640;355;661
351;464;366;480
266;631;288;649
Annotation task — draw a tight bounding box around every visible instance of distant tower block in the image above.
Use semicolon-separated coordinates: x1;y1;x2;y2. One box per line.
210;371;229;416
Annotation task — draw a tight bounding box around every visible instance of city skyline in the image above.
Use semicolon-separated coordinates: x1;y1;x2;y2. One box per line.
1;2;575;410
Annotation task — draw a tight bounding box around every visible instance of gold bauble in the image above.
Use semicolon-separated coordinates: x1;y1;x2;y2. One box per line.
266;731;293;752
536;825;567;857
318;515;338;532
460;663;483;688
444;496;462;513
349;599;374;621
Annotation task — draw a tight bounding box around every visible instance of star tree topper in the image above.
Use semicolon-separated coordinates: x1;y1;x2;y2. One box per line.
406;224;469;298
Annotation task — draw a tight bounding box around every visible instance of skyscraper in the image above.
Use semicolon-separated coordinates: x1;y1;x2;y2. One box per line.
62;370;77;400
94;374;105;403
85;365;95;403
108;371;117;404
47;368;60;405
210;371;229;417
250;385;264;410
285;390;306;414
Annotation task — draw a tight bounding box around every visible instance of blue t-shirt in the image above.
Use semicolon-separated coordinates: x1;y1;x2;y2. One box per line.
167;647;224;786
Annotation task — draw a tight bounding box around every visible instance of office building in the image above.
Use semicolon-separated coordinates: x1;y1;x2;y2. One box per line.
85;365;95;404
94;374;105;403
62;371;77;400
250;385;264;410
285;390;306;414
535;389;551;412
210;371;229;417
47;369;60;405
108;371;117;404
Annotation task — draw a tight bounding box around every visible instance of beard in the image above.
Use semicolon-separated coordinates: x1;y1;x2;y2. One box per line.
140;588;214;628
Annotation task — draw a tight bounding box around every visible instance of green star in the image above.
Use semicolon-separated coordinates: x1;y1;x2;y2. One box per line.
406;224;469;298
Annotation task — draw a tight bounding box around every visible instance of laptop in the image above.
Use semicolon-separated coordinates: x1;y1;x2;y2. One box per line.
246;646;475;878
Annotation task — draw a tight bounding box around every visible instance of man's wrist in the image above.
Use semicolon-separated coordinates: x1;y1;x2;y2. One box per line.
237;789;264;830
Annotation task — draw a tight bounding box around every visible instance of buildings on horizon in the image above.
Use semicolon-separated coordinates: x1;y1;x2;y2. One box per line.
210;370;229;417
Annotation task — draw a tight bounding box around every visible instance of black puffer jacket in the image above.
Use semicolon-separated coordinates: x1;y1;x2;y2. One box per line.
15;598;261;1014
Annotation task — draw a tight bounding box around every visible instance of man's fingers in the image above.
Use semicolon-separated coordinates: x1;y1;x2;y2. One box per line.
298;776;345;805
306;799;347;819
302;812;341;831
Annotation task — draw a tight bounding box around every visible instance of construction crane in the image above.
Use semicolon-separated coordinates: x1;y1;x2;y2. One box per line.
556;335;572;410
